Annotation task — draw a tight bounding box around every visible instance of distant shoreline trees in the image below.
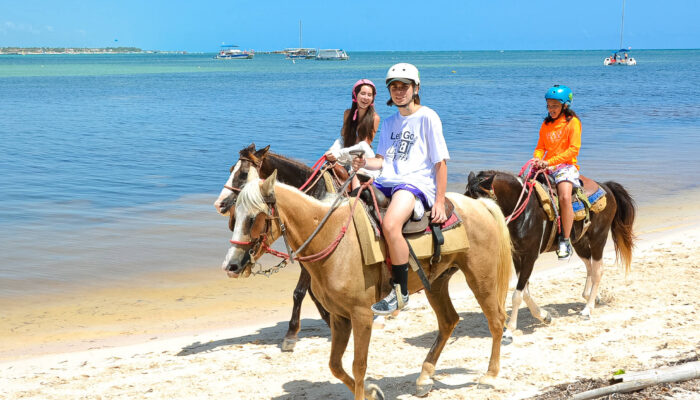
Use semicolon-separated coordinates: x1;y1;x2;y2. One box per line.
0;47;144;55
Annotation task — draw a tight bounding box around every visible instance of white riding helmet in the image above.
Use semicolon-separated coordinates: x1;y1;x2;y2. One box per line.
385;63;420;87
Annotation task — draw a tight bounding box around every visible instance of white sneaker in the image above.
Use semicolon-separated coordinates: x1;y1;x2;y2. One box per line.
557;238;572;259
371;288;409;315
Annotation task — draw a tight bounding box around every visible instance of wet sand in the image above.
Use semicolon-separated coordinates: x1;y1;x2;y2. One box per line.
1;189;699;399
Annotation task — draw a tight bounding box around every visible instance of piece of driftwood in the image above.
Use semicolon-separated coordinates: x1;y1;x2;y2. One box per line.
571;361;700;400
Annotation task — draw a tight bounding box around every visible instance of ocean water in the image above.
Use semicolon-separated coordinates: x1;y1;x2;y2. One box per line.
1;50;699;296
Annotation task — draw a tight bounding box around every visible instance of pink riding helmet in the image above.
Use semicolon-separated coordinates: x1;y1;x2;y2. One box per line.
352;79;376;120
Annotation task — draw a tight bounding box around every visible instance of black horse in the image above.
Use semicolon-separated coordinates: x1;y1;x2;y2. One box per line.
215;143;345;350
465;170;636;343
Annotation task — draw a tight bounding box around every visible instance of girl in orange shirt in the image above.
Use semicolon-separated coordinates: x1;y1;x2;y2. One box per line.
532;85;581;259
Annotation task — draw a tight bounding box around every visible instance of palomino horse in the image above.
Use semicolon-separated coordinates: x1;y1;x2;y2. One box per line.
223;171;513;399
214;143;338;351
465;170;635;343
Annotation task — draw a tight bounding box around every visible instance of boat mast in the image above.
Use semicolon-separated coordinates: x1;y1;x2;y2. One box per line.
619;0;626;49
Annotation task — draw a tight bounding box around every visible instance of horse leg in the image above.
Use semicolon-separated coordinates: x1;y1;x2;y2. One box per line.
522;283;551;324
503;289;523;345
462;270;506;382
351;309;382;400
505;257;546;344
580;256;593;300
580;258;604;319
281;265;318;351
416;272;460;396
328;314;356;394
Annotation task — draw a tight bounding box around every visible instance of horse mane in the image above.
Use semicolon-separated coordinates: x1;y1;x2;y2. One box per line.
241;149;312;175
237;180;268;215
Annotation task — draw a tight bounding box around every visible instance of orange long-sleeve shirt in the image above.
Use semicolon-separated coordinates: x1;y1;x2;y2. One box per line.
533;116;581;169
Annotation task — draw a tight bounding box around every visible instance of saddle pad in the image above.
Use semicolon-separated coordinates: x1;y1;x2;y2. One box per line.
352;200;469;266
573;187;607;220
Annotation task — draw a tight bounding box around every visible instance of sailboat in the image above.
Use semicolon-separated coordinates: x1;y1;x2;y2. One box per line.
604;0;637;66
285;20;317;60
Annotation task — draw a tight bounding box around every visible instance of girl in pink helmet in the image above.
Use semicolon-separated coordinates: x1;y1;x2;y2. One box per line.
352;63;450;315
325;79;380;190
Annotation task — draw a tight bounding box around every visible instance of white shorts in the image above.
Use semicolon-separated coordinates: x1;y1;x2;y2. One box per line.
552;164;581;187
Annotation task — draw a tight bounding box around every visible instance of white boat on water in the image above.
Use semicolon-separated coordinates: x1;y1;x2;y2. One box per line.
604;0;636;66
604;49;636;66
285;48;317;60
214;45;254;60
316;49;349;61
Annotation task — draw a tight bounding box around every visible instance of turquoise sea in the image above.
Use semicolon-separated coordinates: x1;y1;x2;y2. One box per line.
1;50;699;296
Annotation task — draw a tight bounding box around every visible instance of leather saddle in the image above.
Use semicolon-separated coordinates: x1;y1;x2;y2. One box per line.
349;176;454;235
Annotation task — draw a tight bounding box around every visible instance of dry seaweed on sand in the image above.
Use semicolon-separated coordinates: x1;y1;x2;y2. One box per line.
525;353;700;400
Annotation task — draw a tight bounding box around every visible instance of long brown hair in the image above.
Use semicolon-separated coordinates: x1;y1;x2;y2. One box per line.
544;105;578;124
341;84;377;146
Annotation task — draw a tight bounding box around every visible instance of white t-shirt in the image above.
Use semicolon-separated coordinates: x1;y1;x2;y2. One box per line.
375;106;449;207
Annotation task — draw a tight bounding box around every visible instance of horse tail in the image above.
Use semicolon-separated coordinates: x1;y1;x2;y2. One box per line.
478;197;513;318
604;181;636;274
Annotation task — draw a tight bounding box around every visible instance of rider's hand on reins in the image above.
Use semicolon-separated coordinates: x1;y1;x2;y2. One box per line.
431;200;447;224
324;150;337;163
350;150;366;172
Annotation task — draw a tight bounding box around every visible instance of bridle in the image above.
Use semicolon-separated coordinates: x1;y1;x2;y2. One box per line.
228;173;375;277
224;156;261;193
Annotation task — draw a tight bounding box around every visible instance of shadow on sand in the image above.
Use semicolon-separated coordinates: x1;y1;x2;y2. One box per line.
271;366;481;399
176;318;329;356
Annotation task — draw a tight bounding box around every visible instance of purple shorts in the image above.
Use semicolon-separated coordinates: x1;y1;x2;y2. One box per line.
374;182;430;209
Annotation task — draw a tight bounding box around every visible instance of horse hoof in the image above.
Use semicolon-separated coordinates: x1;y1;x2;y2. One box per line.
579;309;591;320
543;311;552;324
502;328;514;345
477;374;497;388
365;383;384;400
281;338;297;352
415;382;433;397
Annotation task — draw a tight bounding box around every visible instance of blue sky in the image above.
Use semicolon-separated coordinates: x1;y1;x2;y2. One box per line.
1;0;698;52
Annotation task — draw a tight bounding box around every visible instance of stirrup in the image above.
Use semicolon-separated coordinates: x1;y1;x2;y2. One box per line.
394;284;406;310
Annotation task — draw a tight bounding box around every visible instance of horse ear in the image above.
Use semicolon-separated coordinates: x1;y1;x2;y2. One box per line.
480;174;495;188
246;142;256;152
255;145;270;158
468;171;475;183
261;169;277;197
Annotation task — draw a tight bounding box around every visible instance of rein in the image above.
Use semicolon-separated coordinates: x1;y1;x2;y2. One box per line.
298;155;328;192
503;160;559;232
230;170;373;272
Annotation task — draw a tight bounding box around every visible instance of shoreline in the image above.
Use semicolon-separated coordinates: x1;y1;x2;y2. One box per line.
2;212;698;399
2;189;700;363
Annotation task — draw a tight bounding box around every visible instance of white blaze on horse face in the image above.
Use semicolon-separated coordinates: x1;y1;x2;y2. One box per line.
221;178;266;277
214;160;241;214
222;202;251;275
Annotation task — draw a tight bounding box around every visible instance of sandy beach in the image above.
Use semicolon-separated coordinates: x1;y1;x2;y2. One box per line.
2;189;700;399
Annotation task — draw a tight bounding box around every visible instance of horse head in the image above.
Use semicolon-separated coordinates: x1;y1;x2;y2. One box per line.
214;143;270;222
222;170;280;278
465;171;497;199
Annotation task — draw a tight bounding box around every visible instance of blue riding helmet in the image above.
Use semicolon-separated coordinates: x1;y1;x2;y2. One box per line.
545;85;573;106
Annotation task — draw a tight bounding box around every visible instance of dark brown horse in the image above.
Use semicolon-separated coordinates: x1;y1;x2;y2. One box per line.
465;170;636;343
214;143;337;351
